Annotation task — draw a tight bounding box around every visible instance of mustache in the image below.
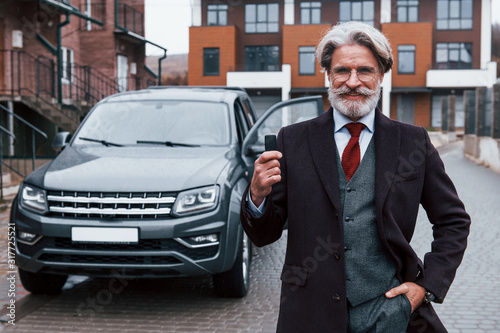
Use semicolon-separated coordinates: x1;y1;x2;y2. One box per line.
330;85;378;97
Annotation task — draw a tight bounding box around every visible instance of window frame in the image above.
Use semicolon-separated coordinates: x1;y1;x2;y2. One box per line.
435;42;473;69
207;4;228;26
299;46;316;75
339;0;375;26
397;45;416;74
244;46;280;72
300;2;322;25
61;46;74;84
245;3;279;34
396;0;419;23
203;47;220;76
436;0;473;30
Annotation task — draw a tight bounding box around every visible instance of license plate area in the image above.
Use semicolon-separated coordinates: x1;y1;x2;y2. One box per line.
71;227;139;244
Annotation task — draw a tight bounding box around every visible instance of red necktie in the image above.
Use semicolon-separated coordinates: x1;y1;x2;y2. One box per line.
341;123;366;181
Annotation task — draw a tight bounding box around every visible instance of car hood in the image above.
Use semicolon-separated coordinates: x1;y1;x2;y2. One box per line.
40;146;234;192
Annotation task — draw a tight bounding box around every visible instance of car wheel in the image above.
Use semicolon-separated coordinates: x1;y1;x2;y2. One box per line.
213;231;252;298
18;268;68;295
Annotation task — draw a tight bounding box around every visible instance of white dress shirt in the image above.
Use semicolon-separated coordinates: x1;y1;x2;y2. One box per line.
333;108;375;161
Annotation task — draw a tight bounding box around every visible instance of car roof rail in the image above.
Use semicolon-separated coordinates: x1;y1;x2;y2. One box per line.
147;86;248;93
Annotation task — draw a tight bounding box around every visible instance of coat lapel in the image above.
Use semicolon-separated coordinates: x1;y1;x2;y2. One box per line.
374;109;401;219
308;107;343;215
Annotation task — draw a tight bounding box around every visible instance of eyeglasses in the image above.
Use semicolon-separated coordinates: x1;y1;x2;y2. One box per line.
330;67;379;83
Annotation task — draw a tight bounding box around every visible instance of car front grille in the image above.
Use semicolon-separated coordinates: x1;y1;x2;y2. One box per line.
18;237;219;264
38;253;183;265
47;191;177;219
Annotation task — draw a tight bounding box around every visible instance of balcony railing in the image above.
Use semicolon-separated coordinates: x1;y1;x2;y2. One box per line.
116;2;144;36
0;50;121;116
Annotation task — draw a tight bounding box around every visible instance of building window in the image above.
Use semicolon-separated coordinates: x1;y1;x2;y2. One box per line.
299;46;316;75
397;0;418;22
245;46;279;71
339;1;374;26
300;2;321;24
245;3;279;33
398;45;416;74
436;43;472;69
436;0;473;30
203;48;220;76
207;4;228;26
61;46;74;83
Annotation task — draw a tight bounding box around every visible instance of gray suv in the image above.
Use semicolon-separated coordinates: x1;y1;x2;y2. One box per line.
11;87;323;297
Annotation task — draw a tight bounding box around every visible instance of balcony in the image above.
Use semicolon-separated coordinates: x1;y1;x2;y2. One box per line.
116;1;144;36
427;62;497;88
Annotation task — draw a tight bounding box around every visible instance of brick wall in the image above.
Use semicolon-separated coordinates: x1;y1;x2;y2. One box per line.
382;22;433;88
383;22;433;127
282;24;330;88
413;93;432;127
188;26;236;86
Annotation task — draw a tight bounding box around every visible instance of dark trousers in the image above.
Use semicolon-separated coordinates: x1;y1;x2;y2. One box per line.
347;292;412;333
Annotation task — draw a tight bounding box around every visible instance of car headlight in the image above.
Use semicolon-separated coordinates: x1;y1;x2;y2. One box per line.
172;185;219;216
20;184;47;214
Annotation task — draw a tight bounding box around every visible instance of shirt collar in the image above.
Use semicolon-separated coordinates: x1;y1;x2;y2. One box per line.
333;108;375;134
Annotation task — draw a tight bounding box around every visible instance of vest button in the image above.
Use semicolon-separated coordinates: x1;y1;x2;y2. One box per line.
334;251;340;260
346;187;352;192
333;294;341;302
345;217;351;222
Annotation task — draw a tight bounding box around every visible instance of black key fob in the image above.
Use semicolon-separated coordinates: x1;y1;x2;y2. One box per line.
265;135;277;151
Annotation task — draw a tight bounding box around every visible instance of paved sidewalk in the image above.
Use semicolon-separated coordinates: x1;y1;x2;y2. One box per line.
410;143;500;332
0;141;499;332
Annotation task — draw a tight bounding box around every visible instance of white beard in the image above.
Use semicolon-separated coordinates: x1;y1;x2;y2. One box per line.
328;83;381;119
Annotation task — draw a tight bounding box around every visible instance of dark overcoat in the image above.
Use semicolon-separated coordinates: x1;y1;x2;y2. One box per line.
240;108;470;333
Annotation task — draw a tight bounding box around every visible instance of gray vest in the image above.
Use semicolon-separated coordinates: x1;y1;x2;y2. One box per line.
336;138;399;307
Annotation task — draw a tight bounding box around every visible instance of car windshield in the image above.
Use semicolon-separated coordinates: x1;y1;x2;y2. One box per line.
73;100;231;147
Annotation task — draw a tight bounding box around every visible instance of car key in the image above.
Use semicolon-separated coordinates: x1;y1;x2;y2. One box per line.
265;134;277;151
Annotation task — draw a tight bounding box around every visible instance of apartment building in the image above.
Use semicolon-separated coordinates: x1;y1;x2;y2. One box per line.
0;0;164;157
188;0;497;127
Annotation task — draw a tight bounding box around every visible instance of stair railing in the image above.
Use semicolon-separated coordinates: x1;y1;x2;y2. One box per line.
0;125;16;200
0;103;48;178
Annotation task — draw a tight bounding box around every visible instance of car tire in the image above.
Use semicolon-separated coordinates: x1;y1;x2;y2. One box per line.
18;268;68;295
213;231;252;298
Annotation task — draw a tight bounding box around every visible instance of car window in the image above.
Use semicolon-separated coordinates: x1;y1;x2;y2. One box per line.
74;100;231;146
242;97;323;157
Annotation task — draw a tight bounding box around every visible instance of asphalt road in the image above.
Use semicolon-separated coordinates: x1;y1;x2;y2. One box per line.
0;141;499;332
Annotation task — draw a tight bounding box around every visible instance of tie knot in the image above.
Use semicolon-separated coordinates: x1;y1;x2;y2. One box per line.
344;122;366;137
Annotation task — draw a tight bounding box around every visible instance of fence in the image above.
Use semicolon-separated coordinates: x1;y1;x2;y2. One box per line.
457;83;500;173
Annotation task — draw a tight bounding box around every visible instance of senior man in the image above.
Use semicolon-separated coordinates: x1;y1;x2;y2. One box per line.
240;21;470;333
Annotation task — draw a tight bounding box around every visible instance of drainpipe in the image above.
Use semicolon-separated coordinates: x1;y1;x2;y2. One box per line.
158;49;167;86
57;13;71;105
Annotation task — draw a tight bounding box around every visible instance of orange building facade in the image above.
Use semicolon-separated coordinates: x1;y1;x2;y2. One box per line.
189;0;496;127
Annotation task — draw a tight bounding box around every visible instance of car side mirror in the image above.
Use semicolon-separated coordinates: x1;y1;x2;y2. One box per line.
52;132;71;152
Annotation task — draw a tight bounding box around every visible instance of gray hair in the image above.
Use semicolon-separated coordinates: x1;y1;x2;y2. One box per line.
316;21;393;74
